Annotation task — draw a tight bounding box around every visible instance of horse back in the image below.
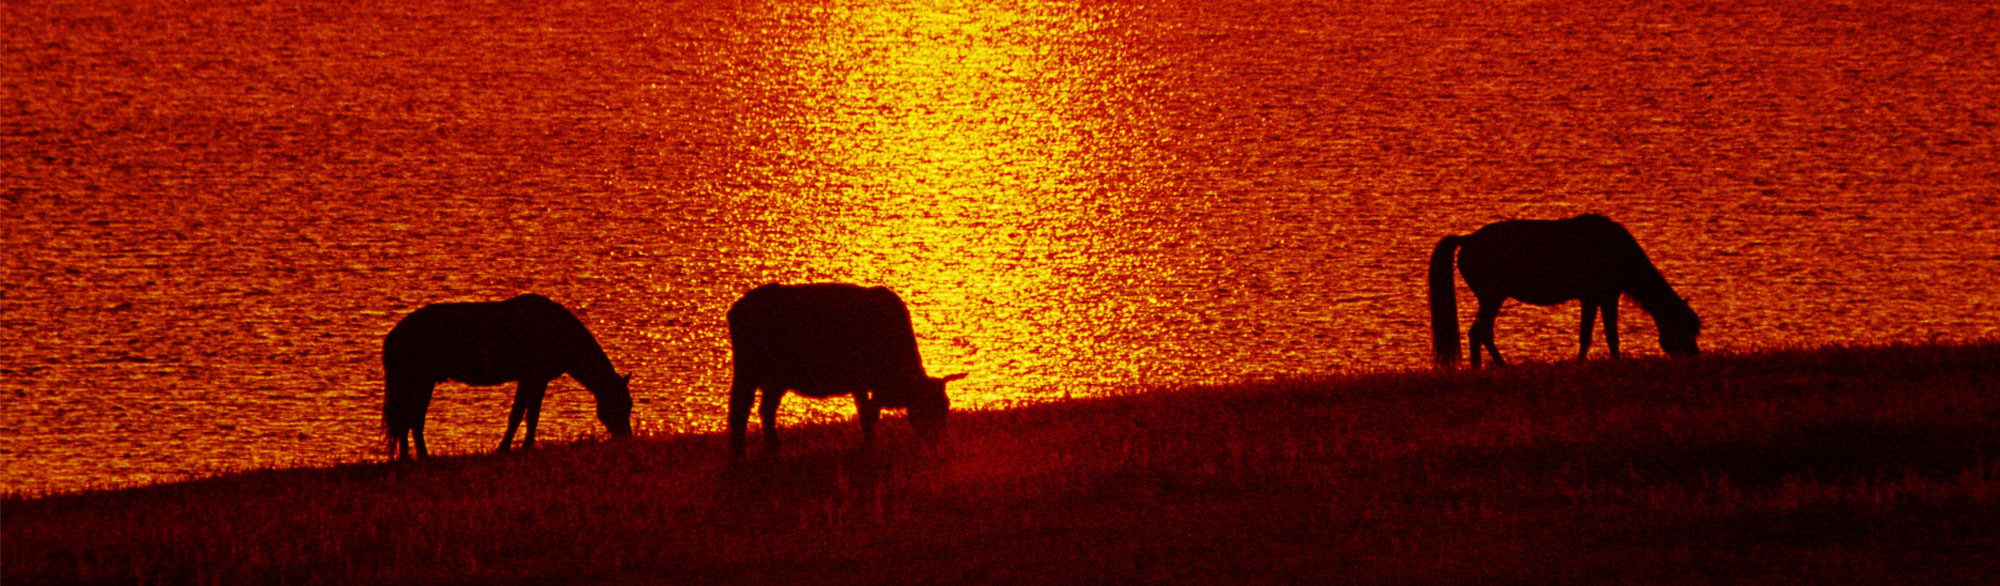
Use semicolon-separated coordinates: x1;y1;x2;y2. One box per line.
383;294;595;386
1457;214;1648;305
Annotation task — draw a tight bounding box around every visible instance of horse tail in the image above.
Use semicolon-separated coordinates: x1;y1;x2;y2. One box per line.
1429;235;1463;367
382;342;423;457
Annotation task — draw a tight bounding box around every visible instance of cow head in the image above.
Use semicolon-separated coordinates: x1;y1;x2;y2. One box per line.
885;373;964;444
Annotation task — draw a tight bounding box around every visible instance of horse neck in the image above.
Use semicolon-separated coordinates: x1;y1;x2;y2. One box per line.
1623;260;1689;322
565;338;623;395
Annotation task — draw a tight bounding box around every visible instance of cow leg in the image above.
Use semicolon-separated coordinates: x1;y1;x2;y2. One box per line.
1578;298;1598;361
1470;294;1505;368
728;375;757;455
386;376;433;460
856;392;881;446
1602;297;1621;359
519;379;549;450
394;378;435;460
760;386;784;452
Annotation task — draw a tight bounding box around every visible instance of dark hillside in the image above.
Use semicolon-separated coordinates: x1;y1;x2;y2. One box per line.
6;341;1999;584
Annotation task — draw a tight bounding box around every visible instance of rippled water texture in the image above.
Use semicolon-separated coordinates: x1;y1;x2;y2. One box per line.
6;0;1998;494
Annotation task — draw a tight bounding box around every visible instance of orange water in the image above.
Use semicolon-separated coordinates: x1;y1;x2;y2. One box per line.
5;0;1997;494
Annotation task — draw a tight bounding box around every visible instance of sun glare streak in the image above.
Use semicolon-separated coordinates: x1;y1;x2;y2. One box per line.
707;0;1176;413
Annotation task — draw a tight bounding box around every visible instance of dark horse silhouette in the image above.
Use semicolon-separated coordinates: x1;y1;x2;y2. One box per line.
382;294;633;459
1429;214;1700;368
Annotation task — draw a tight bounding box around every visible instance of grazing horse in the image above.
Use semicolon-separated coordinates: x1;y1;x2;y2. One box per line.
726;283;965;455
382;294;633;460
1429;214;1700;368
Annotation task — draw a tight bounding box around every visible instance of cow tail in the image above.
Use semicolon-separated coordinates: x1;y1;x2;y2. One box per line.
1429;235;1463;367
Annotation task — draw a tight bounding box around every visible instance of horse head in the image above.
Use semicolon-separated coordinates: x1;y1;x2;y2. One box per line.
594;373;635;438
1658;302;1701;358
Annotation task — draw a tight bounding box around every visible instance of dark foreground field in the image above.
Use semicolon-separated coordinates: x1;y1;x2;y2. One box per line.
7;342;1999;584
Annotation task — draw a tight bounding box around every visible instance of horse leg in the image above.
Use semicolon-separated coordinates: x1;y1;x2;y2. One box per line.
728;377;757;455
1471;295;1505;368
413;418;428;459
760;386;785;452
1578;299;1598;361
386;378;412;460
519;379;549;450
1602;297;1621;358
856;392;881;447
410;383;433;459
499;380;537;453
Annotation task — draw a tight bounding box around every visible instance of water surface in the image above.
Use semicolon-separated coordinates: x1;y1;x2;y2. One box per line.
5;0;1998;494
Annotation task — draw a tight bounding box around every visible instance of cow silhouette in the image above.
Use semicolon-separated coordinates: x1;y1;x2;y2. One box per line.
1429;214;1700;368
727;283;964;455
382;294;633;459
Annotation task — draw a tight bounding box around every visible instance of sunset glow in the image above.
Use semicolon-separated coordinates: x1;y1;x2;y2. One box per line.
7;0;2000;582
4;0;1998;498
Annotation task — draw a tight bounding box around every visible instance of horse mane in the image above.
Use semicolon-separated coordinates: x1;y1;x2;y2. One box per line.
1592;220;1697;328
1628;272;1692;319
506;295;624;394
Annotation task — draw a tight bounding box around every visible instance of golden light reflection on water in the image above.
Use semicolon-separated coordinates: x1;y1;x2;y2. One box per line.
5;0;1999;494
709;0;1182;419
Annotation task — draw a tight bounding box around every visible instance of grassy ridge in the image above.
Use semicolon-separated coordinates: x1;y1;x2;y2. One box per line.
6;342;1999;584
